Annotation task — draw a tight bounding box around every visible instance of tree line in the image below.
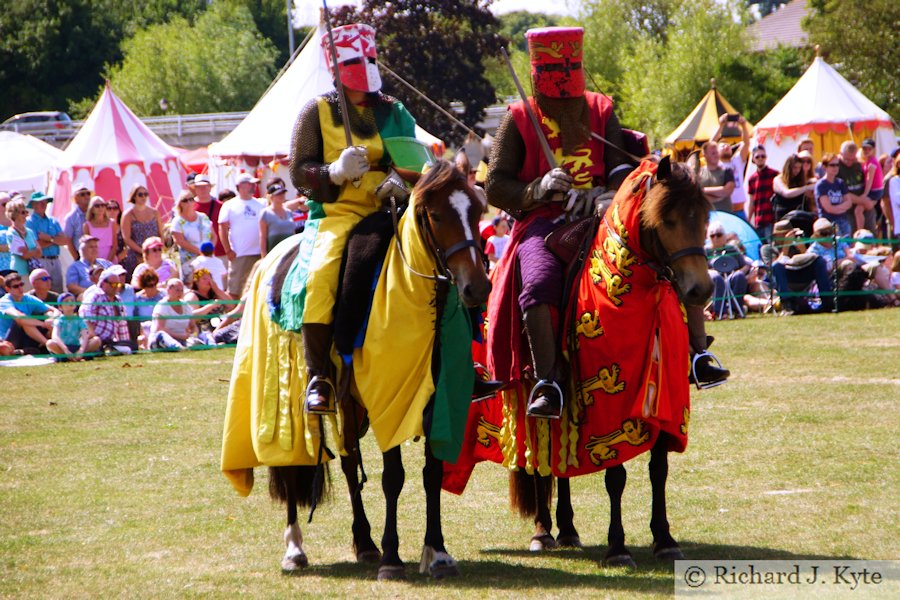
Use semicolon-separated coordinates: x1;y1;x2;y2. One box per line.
0;0;895;148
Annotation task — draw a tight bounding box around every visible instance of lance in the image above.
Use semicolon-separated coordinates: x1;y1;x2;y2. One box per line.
322;0;361;187
500;47;557;169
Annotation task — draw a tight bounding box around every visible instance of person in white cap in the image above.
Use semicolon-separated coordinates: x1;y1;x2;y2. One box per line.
79;264;130;348
63;182;93;259
218;172;263;297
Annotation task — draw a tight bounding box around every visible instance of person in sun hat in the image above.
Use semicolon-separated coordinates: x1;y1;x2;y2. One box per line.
26;191;65;292
807;217;851;272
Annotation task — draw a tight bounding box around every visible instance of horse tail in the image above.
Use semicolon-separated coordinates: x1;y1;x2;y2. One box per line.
508;469;554;518
268;464;331;508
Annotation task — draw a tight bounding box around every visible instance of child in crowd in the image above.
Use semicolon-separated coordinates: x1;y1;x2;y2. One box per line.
51;292;101;360
190;241;227;289
485;216;510;266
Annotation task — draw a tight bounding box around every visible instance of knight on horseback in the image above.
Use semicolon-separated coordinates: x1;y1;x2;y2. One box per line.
486;27;729;420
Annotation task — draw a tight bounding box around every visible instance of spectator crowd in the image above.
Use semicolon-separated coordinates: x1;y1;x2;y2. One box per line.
1;173;308;358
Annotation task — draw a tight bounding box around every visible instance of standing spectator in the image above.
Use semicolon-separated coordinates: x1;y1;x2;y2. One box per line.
218;173;263;298
63;183;92;259
745;145;779;240
131;236;178;286
0;192;12;272
886;154;900;241
50;292;101;361
66;235;112;298
485;216;510;267
190;241;227;289
858;138;884;233
712;113;751;220
150;277;202;350
259;182;296;258
83;196;119;263
26;191;65;292
120;184;164;277
837;141;866;230
0;272;60;353
797;139;823;176
79;265;131;350
815;153;855;237
106;199;127;264
6;196;41;285
28;268;58;305
170;190;215;276
698;141;735;213
192;174;226;265
772;154;815;221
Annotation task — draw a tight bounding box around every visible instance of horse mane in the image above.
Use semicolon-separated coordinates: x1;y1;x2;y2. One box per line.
412;159;466;212
639;160;710;232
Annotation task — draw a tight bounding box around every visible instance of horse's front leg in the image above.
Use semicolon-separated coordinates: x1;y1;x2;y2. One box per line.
531;474;559;551
603;464;636;568
420;442;459;578
556;477;582;547
271;466;309;574
377;446;405;580
649;432;684;560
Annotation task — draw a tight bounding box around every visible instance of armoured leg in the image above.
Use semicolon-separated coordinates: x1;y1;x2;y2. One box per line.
302;323;336;414
524;304;563;418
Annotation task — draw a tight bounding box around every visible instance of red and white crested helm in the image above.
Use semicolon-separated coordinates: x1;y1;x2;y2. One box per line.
322;23;382;93
525;27;585;99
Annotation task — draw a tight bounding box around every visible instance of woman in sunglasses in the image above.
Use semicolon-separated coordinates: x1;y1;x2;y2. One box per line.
815;152;855;237
121;184;164;278
6;197;42;283
82;196;119;264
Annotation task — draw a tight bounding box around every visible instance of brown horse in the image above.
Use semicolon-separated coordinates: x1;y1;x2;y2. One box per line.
259;159;490;578
503;157;713;566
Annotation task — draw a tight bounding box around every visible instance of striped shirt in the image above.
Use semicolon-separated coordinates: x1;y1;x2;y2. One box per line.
747;166;779;229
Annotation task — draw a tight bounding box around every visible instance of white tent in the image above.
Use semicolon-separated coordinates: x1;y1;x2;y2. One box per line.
208;25;443;196
754;56;896;171
0;131;64;194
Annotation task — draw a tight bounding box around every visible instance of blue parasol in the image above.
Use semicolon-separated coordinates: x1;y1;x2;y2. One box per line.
710;211;762;261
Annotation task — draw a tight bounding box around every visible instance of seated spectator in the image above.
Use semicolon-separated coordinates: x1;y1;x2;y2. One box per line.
0;272;60;354
815;153;855;237
150;278;205;350
29;268;59;305
767;220;833;314
211;261;260;345
807;218;851;272
890;250;900;290
79;265;132;352
184;267;229;333
131;237;177;287
259;182;296;258
133;268;164;349
66;234;112;298
190;241;227;289
706;221;750;318
772;154;815;221
50;292;101;361
848;230;897;306
742;261;778;314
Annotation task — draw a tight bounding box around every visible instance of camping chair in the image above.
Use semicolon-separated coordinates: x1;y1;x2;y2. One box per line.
775;253;832;314
710;253;745;319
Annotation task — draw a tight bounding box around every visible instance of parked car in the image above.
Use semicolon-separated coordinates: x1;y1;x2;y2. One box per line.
0;111;73;139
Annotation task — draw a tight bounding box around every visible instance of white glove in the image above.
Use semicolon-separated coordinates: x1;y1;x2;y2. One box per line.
594;189;616;218
328;146;370;185
375;169;410;202
535;168;573;201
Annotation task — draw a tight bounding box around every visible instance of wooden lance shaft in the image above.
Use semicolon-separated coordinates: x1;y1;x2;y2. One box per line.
500;47;557;170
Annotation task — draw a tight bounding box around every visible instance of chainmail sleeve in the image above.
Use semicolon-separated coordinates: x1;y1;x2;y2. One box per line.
485;111;545;214
602;111;635;191
289;97;340;203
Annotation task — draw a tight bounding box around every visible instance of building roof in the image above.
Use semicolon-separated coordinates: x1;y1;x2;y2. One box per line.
746;0;809;52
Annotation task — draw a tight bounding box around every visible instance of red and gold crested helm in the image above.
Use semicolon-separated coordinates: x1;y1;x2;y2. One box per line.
322;23;382;93
525;27;584;98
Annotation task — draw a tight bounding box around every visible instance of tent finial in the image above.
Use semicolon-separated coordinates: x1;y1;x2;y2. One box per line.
815;45;821;57
710;78;716;89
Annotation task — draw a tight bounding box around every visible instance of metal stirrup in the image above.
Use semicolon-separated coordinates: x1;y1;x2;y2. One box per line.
691;351;727;390
526;379;564;420
304;375;337;414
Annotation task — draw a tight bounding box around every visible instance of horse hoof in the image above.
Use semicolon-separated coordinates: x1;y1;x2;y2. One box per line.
356;548;382;564
377;564;406;581
556;533;583;548
603;553;637;569
529;533;559;552
654;545;685;561
281;552;308;574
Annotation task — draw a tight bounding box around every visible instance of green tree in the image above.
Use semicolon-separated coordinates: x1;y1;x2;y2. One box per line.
0;0;207;120
331;0;505;145
805;0;899;118
99;2;277;116
482;11;561;100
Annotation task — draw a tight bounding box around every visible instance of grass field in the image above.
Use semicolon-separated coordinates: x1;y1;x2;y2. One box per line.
1;309;898;599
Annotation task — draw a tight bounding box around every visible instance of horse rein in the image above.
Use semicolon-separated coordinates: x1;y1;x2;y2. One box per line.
388;196;480;285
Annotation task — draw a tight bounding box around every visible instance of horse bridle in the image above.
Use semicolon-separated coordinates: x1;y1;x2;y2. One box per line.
389;196;480;285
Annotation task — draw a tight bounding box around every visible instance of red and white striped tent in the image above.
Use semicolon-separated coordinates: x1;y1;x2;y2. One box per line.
51;83;186;221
